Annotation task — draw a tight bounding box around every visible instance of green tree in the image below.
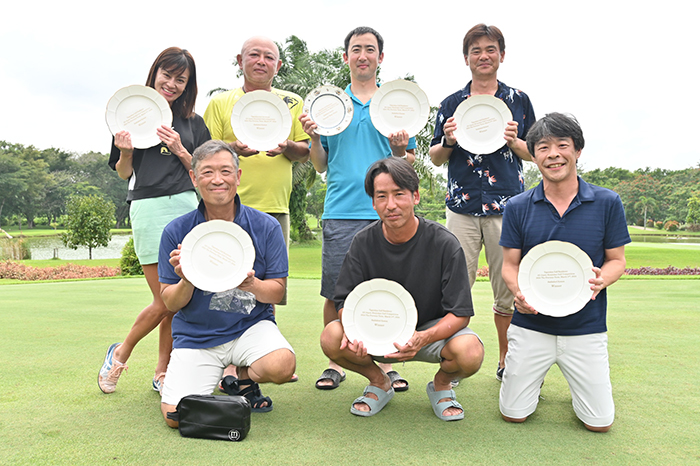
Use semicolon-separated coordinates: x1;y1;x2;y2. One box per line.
0;141;50;228
61;195;115;259
635;196;657;229
523;163;542;191
71;151;130;227
687;195;700;225
306;176;326;229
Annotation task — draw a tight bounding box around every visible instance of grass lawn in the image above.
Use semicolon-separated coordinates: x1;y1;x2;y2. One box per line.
0;278;698;464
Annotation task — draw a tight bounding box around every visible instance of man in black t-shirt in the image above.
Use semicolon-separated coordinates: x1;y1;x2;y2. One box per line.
322;158;484;421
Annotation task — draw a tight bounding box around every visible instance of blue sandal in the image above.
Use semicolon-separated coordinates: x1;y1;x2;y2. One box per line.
426;381;463;421
350;385;394;417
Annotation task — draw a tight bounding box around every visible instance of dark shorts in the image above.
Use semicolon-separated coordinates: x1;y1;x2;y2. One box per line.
320;219;374;299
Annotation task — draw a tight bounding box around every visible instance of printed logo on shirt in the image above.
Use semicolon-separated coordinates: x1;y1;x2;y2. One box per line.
160;144;171;156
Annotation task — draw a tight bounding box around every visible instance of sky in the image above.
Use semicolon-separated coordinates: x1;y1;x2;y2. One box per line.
1;0;697;172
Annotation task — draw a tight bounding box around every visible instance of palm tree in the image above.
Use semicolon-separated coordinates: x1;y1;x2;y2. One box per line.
635;196;657;229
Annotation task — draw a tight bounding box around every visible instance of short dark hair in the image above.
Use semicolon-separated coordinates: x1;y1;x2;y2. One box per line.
526;113;586;155
146;47;198;119
344;26;384;54
462;23;505;56
364;157;419;198
192;140;239;175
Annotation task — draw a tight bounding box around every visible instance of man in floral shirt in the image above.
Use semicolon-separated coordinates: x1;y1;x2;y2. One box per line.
429;23;535;382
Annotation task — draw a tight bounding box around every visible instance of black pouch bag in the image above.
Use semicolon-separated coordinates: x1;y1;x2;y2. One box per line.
167;394;251;441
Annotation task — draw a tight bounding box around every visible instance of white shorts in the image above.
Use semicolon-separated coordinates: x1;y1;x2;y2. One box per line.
161;320;294;406
499;325;614;428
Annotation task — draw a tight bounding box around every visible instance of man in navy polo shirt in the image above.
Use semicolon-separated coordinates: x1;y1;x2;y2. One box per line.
429;24;536;382
158;140;295;427
499;112;630;432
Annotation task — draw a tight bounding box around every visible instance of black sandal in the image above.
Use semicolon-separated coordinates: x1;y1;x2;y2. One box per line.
236;378;273;413
387;370;409;392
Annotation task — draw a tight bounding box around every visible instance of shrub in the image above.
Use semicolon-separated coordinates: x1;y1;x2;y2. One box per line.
0;238;31;260
655;221;664;230
119;238;143;276
0;260;120;280
646;219;654;228
664;220;680;231
686;224;700;232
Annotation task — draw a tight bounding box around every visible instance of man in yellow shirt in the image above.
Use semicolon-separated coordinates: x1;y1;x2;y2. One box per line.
204;36;310;268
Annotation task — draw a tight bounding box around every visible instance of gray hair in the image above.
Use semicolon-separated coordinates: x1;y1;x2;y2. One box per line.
191;140;239;175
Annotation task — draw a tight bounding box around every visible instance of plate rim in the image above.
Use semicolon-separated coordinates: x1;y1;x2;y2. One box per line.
105;84;172;149
179;219;256;293
303;84;353;136
230;90;293;152
452;94;512;155
517;240;595;317
341;278;418;355
369;79;430;138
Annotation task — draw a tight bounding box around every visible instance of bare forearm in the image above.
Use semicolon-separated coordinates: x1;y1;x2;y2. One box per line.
429;144;452;167
419;313;469;347
309;139;328;173
509;138;532;161
283;140;310;163
501;247;523;296
238;277;286;304
115;152;134;180
160;280;195;313
173;150;193;171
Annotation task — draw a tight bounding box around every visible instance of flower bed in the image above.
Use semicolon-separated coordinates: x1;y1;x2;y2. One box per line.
0;260;120;280
624;266;700;276
476;265;699;277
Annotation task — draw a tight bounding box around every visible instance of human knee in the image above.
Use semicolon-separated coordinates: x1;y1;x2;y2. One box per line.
161;403;179;429
265;349;296;384
585;422;612;433
446;335;484;371
320;321;344;359
502;414;527;423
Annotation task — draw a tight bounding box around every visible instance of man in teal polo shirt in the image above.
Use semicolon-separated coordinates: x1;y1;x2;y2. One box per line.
300;26;416;391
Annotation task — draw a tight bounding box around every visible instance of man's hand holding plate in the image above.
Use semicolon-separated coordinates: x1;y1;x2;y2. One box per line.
589;266;605;300
388;129;409;156
504;121;519;148
230;139;259;157
169;244;189;283
514;290;538;315
442;117;458;147
384;330;429;362
266;139;289;157
298;113;321;142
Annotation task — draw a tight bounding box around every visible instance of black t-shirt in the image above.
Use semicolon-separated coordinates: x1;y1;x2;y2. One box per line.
334;217;474;327
108;113;211;202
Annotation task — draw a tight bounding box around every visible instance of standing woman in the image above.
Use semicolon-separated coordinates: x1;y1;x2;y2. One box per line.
99;47;211;394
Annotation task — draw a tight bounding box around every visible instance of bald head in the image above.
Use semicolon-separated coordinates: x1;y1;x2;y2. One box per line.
240;36;279;59
237;36;282;91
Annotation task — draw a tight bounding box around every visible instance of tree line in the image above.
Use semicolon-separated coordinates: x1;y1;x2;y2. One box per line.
3;35;697;236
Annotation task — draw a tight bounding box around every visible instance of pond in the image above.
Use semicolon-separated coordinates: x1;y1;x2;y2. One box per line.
631;234;700;245
0;234;132;260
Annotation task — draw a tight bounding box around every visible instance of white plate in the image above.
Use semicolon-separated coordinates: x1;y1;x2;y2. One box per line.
230;90;293;152
179;220;256;293
303;85;353;136
369;79;430;138
105;85;172;149
518;241;596;317
341;278;418;356
453;95;512;155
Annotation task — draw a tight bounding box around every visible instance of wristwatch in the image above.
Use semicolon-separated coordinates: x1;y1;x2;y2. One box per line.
441;136;457;149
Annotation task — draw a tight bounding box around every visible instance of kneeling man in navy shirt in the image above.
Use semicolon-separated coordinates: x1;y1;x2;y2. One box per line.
158;140;295;427
499;113;630;432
